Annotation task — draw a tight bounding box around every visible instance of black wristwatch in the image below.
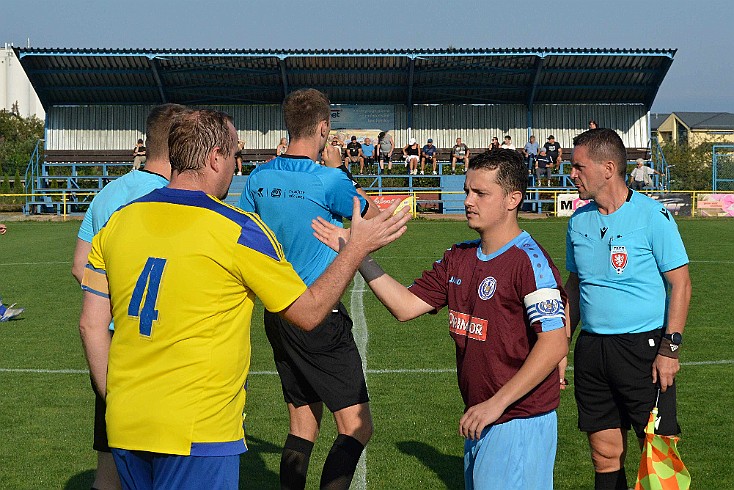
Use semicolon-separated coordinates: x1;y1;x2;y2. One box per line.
663;332;683;346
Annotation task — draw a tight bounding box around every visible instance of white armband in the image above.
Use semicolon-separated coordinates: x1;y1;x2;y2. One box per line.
524;288;565;330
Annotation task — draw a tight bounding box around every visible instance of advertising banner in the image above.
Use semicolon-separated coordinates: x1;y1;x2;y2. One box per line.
370;194;416;217
556;193;591;217
696;193;734;217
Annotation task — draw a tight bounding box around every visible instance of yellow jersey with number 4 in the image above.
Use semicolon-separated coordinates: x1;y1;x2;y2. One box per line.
82;187;307;456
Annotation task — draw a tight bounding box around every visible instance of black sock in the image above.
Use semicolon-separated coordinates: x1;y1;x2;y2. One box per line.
319;434;365;490
280;434;314;490
594;468;627;490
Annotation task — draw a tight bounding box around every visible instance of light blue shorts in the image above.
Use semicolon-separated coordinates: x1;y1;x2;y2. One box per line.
464;410;557;490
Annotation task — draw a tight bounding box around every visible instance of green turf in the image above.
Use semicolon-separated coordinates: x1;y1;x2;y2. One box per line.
0;218;732;489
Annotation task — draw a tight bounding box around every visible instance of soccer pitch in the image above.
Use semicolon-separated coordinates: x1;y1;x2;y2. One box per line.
0;217;732;489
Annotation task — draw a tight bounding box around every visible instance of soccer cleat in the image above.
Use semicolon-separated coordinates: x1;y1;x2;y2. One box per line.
0;302;24;322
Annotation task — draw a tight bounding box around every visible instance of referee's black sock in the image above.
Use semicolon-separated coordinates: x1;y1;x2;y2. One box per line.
320;434;365;490
280;433;314;490
594;468;627;490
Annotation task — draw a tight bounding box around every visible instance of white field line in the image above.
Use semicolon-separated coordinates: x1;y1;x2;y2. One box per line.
350;273;368;490
2;359;733;376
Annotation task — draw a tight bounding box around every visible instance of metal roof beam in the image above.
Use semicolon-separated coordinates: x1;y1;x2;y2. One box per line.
147;57;167;103
279;58;289;98
407;56;415;107
542;67;659;75
527;55;545;107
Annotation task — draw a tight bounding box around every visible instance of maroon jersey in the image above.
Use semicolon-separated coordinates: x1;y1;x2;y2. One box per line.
409;231;566;425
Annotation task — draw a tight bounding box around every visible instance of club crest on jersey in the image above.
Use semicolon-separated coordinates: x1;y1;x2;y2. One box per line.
611;245;628;274
538;299;562;316
478;276;497;300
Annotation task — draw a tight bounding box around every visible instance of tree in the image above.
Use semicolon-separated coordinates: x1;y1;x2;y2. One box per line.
0;110;44;177
659;141;715;191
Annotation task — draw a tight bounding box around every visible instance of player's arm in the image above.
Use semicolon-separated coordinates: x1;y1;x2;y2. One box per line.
72;238;92;284
79;284;112;397
280;198;410;330
312;215;433;320
652;264;691;391
459;325;568;440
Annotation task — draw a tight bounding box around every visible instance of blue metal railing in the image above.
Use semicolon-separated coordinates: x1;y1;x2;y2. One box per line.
23;139;44;214
651;136;670;190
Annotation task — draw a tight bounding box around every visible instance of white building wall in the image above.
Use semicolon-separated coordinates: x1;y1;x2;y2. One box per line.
45;103;649;152
0;45;45;119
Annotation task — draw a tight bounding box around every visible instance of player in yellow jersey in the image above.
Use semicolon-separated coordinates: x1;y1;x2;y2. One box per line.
79;109;410;490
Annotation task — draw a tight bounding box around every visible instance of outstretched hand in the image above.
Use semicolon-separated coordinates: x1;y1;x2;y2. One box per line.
334;197;410;255
312;217;349;252
0;224;6;235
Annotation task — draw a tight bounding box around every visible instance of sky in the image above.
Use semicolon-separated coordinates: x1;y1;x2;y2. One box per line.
2;0;732;115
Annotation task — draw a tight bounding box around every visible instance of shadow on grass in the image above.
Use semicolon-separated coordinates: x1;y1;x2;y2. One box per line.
396;440;463;489
64;469;94;490
239;434;280;489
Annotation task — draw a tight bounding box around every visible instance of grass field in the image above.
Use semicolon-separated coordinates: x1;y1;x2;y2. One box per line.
0;217;732;489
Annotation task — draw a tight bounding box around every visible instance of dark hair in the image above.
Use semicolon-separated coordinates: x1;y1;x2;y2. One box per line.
588;119;598;128
573;128;627;177
468;149;527;205
377;131;386;141
283;89;331;140
145;104;188;162
168;109;235;173
137;139;144;144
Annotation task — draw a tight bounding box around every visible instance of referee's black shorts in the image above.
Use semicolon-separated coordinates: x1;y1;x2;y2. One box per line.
574;329;680;439
264;302;368;412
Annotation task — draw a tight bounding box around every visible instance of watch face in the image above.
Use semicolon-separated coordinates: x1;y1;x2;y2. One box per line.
671;332;682;345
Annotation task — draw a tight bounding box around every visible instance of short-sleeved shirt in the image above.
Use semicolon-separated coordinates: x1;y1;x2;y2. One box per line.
361;143;375;158
82;187;306;456
536;154;553;169
566;190;689;335
630;166;655;182
347;141;362;157
501;143;516;150
78;170;169;243
524;142;539;156
452;144;469;157
409;232;566;424
422;144;438;157
238;155;367;286
543;142;561;161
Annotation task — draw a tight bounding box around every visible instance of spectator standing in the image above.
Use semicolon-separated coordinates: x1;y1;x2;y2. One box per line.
0;224;25;322
523;135;539;175
629;158;662;191
345;136;364;173
235;139;246;175
79;107;410;490
361;137;376;174
565;128;691;490
535;149;554;186
312;149;569;490
132;139;146;170
72;103;189;490
500;135;515;150
421;138;438;175
403;137;421;175
451;137;470;174
238;89;391;490
378;130;394;173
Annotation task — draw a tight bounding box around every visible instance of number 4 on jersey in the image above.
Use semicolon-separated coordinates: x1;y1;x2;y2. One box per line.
128;257;167;337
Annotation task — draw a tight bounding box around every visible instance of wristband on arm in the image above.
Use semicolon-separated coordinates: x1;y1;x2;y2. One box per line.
658;337;680;359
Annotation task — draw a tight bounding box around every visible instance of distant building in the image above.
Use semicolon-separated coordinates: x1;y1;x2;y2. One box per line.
1;44;45;119
655;112;734;146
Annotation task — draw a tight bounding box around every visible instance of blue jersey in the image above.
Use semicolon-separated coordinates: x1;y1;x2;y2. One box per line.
238;155;367;285
566;191;689;335
78;170;168;243
361;143;375;157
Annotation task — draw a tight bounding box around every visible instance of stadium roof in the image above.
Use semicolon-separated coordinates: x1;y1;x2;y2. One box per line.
15;47;676;110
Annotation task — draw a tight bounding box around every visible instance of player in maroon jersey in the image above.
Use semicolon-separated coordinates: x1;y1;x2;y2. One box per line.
313;149;569;489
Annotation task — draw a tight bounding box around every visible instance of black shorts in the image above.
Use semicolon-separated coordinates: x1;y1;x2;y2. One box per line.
379;152;391;162
264;302;368;412
363;156;375;165
574;329;679;438
91;377;111;452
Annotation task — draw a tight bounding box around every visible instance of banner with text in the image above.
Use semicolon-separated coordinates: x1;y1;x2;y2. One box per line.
556;193;591;217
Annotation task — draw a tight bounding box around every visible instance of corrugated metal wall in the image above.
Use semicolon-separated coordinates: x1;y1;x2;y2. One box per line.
46;103;647;151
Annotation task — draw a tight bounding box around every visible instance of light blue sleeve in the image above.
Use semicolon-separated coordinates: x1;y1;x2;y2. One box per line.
648;206;688;273
237;174;256;212
323;169;366;219
565;220;578;273
77;201;95;243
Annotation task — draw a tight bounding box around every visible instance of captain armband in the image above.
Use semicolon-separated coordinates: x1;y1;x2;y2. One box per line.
523;288;565;330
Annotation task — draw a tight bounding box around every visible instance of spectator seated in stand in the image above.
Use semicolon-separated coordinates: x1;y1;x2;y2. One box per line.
451;137;470;174
421;138;438;175
345;136;364;173
361;137;376;174
535;149;554;187
403;138;421;175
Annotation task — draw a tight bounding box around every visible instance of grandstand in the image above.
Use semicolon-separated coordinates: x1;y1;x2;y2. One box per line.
14;47;675;214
